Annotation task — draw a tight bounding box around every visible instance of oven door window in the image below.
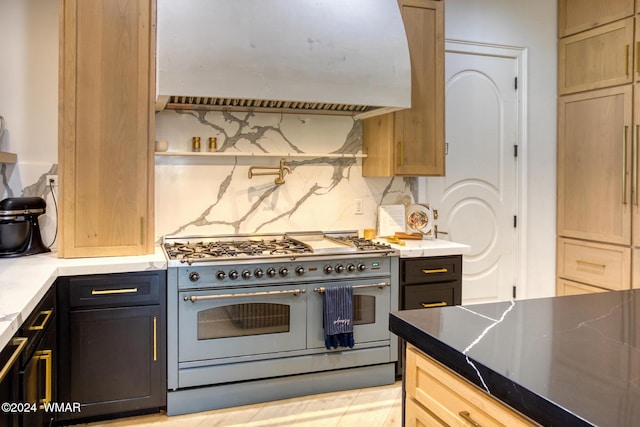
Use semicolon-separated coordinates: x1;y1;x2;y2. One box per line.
197;302;290;339
353;295;375;325
178;285;307;362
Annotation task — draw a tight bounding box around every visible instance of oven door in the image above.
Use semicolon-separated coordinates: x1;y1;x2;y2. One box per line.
178;284;307;362
306;278;392;349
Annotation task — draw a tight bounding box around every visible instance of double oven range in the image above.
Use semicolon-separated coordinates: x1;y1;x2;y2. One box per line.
163;231;399;415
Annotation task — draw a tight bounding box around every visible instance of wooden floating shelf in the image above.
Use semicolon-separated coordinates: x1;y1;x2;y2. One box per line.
154;151;367;159
0;151;17;164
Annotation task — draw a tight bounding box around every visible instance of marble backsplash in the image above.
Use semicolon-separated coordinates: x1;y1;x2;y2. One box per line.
155;110;416;240
1;110;416;249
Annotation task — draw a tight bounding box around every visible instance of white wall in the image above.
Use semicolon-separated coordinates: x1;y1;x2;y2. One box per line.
441;0;558;298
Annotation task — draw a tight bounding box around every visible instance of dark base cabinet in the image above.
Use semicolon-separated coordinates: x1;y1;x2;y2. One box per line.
57;271;166;424
0;339;24;427
397;255;462;377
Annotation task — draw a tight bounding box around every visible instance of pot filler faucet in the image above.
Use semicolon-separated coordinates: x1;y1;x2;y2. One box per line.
248;158;292;185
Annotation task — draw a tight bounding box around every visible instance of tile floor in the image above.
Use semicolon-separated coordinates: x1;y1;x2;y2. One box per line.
80;382;402;427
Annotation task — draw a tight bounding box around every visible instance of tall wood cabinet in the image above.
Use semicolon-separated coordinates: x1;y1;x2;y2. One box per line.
59;0;155;257
362;0;444;177
557;0;640;294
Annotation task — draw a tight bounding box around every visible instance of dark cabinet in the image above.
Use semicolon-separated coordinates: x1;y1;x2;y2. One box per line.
400;255;462;309
57;271;166;423
0;338;26;427
20;286;56;427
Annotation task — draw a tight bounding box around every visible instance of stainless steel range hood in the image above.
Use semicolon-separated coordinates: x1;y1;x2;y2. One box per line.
156;0;411;120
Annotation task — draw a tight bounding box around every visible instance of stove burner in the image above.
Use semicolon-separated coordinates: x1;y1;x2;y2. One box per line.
163;232;394;263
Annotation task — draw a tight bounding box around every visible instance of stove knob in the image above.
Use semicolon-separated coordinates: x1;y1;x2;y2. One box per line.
357;263;367;272
229;270;239;280
335;264;345;273
267;267;277;278
215;271;226;280
347;264;356;272
241;269;252;280
295;266;305;276
324;265;333;274
254;269;264;278
189;271;201;282
279;267;289;277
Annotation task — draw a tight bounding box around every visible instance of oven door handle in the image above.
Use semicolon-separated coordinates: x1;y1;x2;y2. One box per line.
313;282;390;293
183;288;306;302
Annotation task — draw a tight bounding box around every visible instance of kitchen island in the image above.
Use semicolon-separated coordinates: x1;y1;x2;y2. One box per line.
390;290;640;426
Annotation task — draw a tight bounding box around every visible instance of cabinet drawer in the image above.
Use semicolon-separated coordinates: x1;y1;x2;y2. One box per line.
67;271;164;308
405;345;538;426
405;397;446;427
557;278;609;296
557;238;630;290
402;255;461;285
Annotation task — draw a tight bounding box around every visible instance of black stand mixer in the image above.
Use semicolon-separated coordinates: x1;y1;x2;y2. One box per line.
0;197;51;257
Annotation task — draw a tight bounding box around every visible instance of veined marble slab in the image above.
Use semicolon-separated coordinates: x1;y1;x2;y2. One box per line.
379;238;470;258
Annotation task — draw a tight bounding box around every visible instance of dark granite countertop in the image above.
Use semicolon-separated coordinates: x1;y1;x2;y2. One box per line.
389;290;640;427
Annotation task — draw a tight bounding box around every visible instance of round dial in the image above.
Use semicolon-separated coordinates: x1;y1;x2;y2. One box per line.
324;265;333;274
357;263;367;272
215;271;226;280
189;271;201;282
228;270;239;280
347;264;356;272
266;267;277;277
295;266;305;276
254;268;264;278
241;269;252;279
279;267;289;277
335;264;344;273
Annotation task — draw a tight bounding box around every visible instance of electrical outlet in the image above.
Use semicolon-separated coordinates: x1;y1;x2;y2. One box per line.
46;175;58;186
355;199;363;215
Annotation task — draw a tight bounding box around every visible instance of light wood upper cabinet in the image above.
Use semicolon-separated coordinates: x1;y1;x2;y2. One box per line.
558;0;634;37
362;0;444;177
558;18;634;95
633;84;640;246
636;21;640;81
59;0;155;257
557;86;633;245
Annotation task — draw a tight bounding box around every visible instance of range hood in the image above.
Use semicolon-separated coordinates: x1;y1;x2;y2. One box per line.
156;0;411;120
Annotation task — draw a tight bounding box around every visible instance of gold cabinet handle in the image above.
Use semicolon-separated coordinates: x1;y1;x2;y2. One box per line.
636;41;640;75
397;140;404;166
576;259;606;269
422;301;448;308
634;124;639;206
35;350;52;408
459;410;482;427
422;268;448;274
27;309;53;331
625;44;630;76
153;316;157;362
91;287;138;295
0;337;28;383
623;126;629;204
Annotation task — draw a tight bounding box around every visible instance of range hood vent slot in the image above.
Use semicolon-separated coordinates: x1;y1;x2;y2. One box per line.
156;0;411;120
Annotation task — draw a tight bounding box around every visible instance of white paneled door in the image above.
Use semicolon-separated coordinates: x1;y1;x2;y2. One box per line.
428;42;524;304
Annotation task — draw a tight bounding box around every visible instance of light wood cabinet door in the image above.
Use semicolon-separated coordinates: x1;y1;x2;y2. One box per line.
59;0;155;257
362;0;444;177
636;23;640;82
558;0;634;37
634;84;640;246
557;86;633;245
558;18;634;94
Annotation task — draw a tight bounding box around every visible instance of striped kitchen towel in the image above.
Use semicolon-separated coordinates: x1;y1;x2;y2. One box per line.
323;286;355;349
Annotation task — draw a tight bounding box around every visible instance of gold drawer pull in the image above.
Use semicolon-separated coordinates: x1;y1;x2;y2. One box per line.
459;411;482;426
422;268;448;274
576;260;606;269
91;287;138;295
0;338;28;383
153;316;157;362
625;44;630;76
27;309;53;331
422;301;447;308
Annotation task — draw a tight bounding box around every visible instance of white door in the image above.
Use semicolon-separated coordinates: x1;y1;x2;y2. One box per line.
427;42;523;304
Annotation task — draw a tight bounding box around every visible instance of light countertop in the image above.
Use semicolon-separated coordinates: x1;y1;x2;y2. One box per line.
0;249;166;350
380;238;470;258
